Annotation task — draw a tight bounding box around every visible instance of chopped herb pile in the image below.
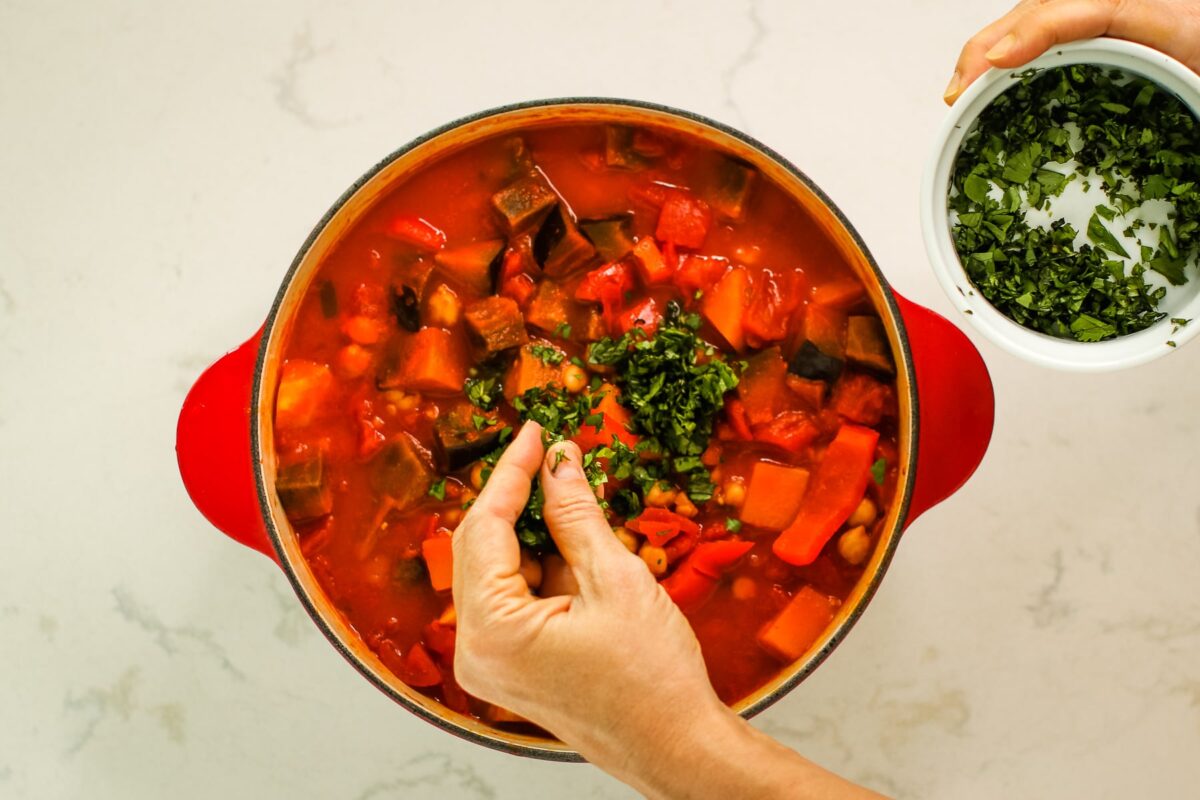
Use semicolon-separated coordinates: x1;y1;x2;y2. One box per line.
467;302;740;551
950;64;1200;342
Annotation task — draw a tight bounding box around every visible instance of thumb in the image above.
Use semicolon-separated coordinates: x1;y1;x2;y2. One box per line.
538;440;635;591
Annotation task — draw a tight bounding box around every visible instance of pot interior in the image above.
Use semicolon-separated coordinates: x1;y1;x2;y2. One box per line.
252;99;917;758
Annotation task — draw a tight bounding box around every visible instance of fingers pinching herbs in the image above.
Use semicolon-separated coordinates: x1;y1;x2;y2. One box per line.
452;422;544;602
539;440;638;589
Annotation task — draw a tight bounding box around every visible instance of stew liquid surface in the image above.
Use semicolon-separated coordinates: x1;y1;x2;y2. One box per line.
273;122;900;728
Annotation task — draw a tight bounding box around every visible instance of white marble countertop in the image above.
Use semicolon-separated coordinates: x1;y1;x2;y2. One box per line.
3;0;1198;797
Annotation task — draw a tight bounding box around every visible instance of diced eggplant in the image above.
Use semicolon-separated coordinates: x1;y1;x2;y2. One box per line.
605;125;648;169
525;280;572;335
434;239;506;295
533;205;596;277
370;433;434;510
492;174;559;232
710;157;758;221
464;295;529;353
391;285;421;332
580;215;635;261
433;405;505;471
276;455;332;521
580;307;608;341
788;341;843;383
845;316;895;376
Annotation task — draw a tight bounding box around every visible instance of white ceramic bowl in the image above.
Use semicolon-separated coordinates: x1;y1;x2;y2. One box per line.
920;38;1200;371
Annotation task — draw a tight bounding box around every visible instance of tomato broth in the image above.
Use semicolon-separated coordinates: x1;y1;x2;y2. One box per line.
273;122;900;729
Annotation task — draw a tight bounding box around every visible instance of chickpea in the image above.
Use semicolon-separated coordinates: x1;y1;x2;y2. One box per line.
847;497;878;527
442;507;463;527
837;525;872;566
731;576;757;600
561;362;588;394
427;283;462;328
613;526;639;553
518;550;543;590
334;343;372;379
639;543;668;576
645;482;677;508
722;478;746;508
469;462;486;491
673;492;699;518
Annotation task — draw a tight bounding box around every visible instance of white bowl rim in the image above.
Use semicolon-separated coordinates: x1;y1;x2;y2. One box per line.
920;37;1200;371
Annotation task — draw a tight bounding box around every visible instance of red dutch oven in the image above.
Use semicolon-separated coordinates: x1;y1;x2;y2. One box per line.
176;99;994;760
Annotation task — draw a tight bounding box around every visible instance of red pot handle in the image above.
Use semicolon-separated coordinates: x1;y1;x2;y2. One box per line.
175;328;277;561
894;293;994;528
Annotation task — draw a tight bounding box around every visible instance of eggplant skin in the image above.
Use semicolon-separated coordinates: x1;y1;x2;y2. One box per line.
392;285;421;332
788;340;843;383
434;424;501;472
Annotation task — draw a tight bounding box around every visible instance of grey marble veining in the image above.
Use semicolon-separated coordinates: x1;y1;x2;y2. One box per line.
2;0;1198;797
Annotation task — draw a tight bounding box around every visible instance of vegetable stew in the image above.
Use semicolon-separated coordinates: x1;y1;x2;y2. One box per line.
273;123;900;728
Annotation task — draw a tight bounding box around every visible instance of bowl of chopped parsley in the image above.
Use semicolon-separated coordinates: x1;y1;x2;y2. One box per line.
921;38;1200;370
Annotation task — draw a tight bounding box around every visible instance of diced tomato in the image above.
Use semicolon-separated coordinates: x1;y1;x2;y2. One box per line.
674;254;728;295
690;540;754;578
831;373;895;426
753;411;821;454
500;273;536;307
575;261;635;303
398;642;443;687
350;282;389;319
656;190;712;249
629;181;669;208
386;215;446;251
663;530;698;563
744;269;805;347
773;424;880;566
724;397;754;441
617;296;661;337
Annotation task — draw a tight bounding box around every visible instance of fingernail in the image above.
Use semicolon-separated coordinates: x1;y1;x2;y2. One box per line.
986;34;1015;61
943;72;961;103
546;442;584;479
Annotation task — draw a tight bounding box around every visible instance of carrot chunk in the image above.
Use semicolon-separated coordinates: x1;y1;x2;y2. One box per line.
402;328;467;394
757;586;838;662
422;535;454;592
740;461;810;531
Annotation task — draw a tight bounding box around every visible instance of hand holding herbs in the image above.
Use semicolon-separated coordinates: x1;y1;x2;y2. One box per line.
950;64;1200;342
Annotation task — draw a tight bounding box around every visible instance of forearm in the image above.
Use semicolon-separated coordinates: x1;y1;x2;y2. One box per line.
564;697;889;800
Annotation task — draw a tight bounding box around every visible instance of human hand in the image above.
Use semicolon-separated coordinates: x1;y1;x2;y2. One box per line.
944;0;1200;104
450;421;724;770
452;421;888;799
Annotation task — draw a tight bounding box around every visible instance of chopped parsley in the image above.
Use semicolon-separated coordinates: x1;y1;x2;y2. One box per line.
428;478;447;501
530;343;565;365
870;458;886;486
726;518;743;533
951;64;1200;342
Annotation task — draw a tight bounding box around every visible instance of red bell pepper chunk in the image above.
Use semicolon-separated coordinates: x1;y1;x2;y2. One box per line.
673;254;728;295
630;508;701;539
575;261;635;303
772;424;881;566
655;191;712;249
661;540;754;612
724;397;754;441
500;273;536;307
386;215;446;251
616;296;661;337
753;411;821;454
